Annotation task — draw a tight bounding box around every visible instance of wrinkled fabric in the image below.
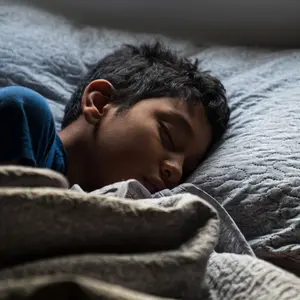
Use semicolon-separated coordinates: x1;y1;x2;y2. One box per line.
71;180;254;256
0;166;300;300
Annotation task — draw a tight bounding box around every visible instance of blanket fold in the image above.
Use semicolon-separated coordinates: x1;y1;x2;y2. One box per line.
0;275;175;300
0;166;218;299
1;166;300;300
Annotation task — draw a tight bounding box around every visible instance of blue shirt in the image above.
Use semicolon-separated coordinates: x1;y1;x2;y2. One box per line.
0;86;67;175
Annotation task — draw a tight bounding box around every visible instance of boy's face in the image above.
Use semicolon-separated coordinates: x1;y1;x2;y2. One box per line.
82;88;212;192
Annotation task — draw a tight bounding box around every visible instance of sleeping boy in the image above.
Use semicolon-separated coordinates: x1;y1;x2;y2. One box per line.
0;42;229;192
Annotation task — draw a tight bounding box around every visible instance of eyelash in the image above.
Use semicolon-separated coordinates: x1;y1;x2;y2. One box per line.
159;121;175;151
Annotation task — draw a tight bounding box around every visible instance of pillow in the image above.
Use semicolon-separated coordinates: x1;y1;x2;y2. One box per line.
187;47;300;275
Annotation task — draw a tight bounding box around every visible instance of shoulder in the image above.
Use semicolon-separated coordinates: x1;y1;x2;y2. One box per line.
0;86;51;112
0;86;53;124
0;86;61;168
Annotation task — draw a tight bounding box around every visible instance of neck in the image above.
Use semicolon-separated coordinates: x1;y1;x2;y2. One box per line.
59;117;92;190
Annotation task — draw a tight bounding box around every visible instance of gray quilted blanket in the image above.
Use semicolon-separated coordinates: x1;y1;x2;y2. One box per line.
187;48;300;275
1;166;300;300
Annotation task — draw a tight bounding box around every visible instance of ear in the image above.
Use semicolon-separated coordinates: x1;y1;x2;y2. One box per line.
81;79;114;125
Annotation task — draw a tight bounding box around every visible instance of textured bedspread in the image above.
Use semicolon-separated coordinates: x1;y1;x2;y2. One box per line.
0;166;300;300
187;48;300;274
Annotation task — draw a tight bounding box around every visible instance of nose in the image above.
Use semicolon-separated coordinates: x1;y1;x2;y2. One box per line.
160;154;184;187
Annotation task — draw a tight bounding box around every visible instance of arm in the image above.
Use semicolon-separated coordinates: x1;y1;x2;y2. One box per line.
0;86;56;167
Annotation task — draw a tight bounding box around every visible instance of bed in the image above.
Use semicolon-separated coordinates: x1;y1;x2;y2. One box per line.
1;1;300;299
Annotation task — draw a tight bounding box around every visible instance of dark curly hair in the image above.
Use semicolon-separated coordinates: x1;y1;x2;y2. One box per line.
62;42;230;145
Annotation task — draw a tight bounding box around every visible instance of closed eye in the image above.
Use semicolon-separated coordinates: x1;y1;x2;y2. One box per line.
159;121;175;151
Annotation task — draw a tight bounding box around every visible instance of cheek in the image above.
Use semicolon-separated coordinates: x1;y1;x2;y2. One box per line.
99;119;163;165
90;116;166;186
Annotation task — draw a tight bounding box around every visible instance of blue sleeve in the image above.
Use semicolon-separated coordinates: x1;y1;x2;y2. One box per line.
0;86;56;167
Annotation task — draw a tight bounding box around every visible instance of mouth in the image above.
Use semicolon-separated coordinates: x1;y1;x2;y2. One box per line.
142;177;166;194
